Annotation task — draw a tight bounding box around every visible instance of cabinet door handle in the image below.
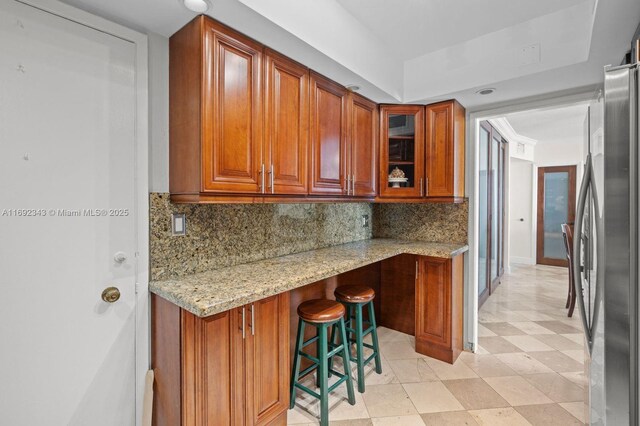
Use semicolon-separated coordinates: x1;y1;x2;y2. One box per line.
241;306;246;339
346;175;351;195
270;164;274;194
415;261;418;279
352;174;355;195
259;164;265;193
419;178;423;196
251;303;255;336
425;177;429;196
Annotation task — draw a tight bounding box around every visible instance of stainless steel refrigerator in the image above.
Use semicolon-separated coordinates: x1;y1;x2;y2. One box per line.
575;63;639;425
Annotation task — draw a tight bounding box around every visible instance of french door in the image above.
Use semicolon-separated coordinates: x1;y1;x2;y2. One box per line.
536;165;577;266
478;121;507;306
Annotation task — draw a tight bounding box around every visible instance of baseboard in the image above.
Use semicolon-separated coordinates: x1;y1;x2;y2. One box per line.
510;256;535;265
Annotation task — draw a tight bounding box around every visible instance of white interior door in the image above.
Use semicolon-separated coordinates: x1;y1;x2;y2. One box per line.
0;1;138;424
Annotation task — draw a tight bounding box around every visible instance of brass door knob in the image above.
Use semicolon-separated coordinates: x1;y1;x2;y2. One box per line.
101;287;121;303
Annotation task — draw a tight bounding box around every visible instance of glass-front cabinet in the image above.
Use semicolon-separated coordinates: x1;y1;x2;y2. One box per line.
379;105;425;197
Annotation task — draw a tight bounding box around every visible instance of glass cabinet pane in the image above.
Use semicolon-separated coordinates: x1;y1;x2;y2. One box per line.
386;114;415;188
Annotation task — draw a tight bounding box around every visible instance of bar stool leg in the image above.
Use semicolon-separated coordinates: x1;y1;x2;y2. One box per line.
289;319;305;409
339;317;356;405
367;300;382;374
318;324;329;426
354;303;366;393
327;322;338;377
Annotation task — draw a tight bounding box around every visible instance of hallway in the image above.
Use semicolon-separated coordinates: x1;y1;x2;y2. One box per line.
287;264;587;425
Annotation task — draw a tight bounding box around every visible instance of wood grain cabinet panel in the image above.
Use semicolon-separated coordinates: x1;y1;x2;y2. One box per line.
309;72;348;195
348;94;378;197
264;50;309;195
415;255;464;364
425;100;465;198
151;293;289;425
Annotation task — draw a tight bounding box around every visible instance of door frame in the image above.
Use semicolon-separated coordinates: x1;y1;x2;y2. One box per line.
16;0;149;423
536;165;577;267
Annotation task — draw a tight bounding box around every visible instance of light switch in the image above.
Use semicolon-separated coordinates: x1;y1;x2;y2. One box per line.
171;213;186;236
362;214;369;228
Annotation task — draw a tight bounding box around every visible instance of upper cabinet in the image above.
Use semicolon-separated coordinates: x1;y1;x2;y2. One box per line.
169;16;464;203
425;100;466;198
264;49;309;195
170;16;263;198
309;72;349;196
379;105;425;198
379;101;465;201
348;94;378;197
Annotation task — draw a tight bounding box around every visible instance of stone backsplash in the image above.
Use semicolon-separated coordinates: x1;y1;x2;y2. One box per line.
150;193;373;280
372;201;468;244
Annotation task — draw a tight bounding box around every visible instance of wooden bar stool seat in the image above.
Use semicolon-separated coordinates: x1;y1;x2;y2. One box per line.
290;299;355;426
332;285;382;393
334;285;375;303
297;299;346;323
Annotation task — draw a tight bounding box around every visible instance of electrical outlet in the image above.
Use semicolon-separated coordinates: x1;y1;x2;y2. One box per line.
361;214;369;228
171;213;186;236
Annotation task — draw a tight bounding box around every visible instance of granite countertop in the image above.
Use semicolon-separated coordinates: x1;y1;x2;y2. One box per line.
150;238;468;318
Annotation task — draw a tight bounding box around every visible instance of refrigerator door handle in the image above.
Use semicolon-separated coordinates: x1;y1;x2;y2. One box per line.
573;153;602;355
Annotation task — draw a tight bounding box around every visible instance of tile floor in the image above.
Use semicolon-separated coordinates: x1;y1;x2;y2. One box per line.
287;264;588;425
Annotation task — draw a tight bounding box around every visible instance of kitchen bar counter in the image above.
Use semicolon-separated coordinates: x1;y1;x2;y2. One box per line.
150;238;468;317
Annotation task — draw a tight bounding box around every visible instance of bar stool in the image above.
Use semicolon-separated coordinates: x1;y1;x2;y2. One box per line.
290;299;355;426
332;285;382;393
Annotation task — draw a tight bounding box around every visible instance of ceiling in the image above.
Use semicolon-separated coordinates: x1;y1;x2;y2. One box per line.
505;103;589;145
59;0;640;109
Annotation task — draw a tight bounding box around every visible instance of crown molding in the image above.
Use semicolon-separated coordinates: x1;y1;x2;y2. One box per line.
489;117;538;146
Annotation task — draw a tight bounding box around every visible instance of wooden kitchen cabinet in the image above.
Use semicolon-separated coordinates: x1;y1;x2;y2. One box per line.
415;255;464;364
151;293;290;426
264;49;309;195
348;93;378;197
379;105;425;198
309;71;349;196
170;16;264;200
425;100;466;198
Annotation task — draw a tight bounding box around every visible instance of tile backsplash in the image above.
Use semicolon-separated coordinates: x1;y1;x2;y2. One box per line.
150;193;372;280
372;201;468;244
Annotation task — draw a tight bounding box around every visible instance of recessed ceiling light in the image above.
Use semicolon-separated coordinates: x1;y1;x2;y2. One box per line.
346;84;360;92
476;88;496;95
182;0;210;13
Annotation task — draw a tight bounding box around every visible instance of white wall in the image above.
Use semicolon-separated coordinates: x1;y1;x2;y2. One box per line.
148;33;169;193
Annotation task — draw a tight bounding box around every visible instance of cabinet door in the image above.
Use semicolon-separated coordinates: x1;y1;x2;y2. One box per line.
201;19;263;193
181;308;245;425
309;72;348;195
425;100;465;197
379;105;425;198
415;257;451;352
349;94;377;197
245;293;290;425
264;49;309;195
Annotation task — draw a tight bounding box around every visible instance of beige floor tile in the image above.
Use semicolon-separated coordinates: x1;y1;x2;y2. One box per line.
424;357;479;380
371;414;425;425
528;351;584;373
560;333;585;345
442;378;509;410
468;407;532;425
403;381;464;414
560;350;585;364
510;321;555;335
420;411;480;425
515;403;583;425
329;420;373;426
379;338;426;360
484;376;553;406
512;310;556;321
361;384;416;418
475;344;490;355
534;321;582;334
559;401;587;423
477;324;497;337
477;336;522;354
522;373;584;402
460;354;517;377
482;322;527;336
533;334;583;351
503;335;555;352
387;358;438;383
560;371;588;388
494;353;554;375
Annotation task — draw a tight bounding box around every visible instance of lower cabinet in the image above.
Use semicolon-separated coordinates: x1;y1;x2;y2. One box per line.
152;293;290;426
415;255;464;363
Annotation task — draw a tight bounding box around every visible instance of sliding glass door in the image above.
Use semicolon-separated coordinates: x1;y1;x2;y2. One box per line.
479;121;507;306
